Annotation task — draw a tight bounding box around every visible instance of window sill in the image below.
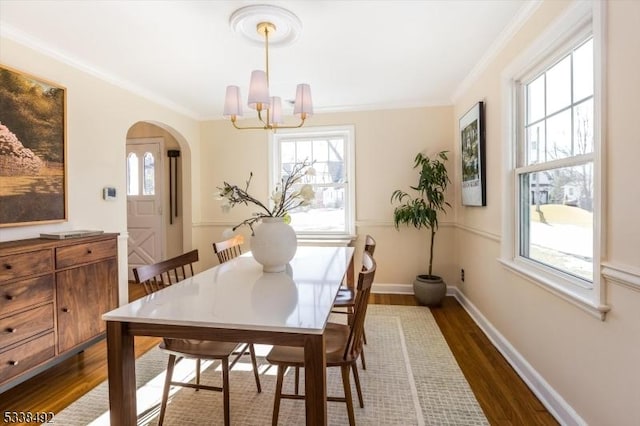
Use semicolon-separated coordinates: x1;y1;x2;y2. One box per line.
498;257;610;320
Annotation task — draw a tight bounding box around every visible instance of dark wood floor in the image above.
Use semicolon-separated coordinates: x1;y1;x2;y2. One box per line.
0;290;558;426
377;294;558;426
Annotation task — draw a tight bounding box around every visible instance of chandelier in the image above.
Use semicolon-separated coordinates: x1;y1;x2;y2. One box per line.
223;5;313;131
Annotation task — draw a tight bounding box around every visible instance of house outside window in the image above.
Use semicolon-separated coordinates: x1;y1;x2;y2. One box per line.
518;36;594;283
270;125;355;241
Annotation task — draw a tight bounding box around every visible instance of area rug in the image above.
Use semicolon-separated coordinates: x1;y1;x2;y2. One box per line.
55;305;488;425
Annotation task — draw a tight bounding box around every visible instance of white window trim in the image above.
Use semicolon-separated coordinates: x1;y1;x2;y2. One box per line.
269;125;356;243
500;0;609;320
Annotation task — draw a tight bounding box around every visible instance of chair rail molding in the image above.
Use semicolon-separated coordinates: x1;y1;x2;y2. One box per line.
601;262;640;292
355;220;456;229
194;220;239;228
454;223;501;242
200;220;462;229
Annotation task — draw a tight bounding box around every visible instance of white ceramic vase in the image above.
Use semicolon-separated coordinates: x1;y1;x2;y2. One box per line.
250;217;297;272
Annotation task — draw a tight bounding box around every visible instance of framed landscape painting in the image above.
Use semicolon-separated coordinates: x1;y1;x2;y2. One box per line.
0;65;67;227
460;101;486;206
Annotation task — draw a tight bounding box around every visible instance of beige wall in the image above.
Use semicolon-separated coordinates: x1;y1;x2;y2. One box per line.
196;107;457;286
0;37;201;304
453;1;640;425
2;1;639;423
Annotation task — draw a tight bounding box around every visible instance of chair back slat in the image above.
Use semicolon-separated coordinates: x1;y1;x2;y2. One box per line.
360;234;377;273
213;235;244;264
133;249;199;295
344;251;376;361
364;234;376;256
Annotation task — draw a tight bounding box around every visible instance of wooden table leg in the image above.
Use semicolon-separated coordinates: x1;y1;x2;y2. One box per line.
107;321;137;425
304;333;327;425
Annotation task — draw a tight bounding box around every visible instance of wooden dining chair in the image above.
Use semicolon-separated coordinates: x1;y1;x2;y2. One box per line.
213;234;263;401
332;234;376;368
213;234;244;264
266;251;377;426
133;249;262;426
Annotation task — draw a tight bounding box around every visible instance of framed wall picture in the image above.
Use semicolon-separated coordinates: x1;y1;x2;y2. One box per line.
460;101;486;206
0;65;67;227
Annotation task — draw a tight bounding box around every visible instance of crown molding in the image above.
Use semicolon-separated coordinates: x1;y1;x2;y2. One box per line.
1;24;200;120
451;0;543;103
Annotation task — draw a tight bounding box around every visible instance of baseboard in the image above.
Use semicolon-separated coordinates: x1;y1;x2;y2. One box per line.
372;283;460;296
372;283;413;294
449;287;586;426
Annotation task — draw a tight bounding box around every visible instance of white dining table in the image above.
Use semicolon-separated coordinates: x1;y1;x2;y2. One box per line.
103;245;355;425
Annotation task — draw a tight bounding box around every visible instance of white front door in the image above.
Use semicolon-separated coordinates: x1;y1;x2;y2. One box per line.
126;139;163;280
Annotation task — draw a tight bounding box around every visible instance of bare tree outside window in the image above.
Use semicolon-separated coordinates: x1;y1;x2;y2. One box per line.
519;37;594;282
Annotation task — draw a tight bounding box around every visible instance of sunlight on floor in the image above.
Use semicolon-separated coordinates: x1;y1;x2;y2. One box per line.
86;344;274;425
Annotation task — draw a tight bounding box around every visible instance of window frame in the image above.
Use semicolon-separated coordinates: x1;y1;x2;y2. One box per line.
126;148;158;197
269;125;356;242
516;31;595;285
500;1;608;319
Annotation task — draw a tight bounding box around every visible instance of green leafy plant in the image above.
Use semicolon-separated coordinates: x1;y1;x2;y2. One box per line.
390;151;451;278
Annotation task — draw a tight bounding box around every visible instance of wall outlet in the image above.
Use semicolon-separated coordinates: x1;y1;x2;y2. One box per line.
461;268;465;282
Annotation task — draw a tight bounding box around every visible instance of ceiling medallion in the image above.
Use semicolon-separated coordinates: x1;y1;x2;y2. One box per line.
223;5;312;130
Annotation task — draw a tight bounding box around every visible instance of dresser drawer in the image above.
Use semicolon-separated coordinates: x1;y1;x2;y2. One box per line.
0;250;52;282
0;275;54;316
0;304;54;349
55;239;117;269
0;332;55;385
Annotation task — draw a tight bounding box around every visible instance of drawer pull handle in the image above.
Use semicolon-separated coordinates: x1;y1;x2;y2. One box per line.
3;264;11;270
8;360;19;366
87;249;93;254
6;328;17;333
62;307;71;313
5;295;15;300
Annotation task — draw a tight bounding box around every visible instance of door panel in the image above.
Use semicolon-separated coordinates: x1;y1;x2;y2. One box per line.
126;140;163;280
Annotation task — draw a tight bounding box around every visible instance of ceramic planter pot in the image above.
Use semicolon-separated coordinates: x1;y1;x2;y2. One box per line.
413;274;446;306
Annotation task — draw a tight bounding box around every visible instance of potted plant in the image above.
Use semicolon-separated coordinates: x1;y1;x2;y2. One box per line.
390;150;451;306
216;160;316;272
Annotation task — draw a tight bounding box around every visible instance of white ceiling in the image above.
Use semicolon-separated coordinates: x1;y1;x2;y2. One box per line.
0;0;533;120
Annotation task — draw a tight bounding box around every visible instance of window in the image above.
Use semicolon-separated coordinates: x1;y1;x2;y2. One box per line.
127;153;139;196
501;1;607;318
270;126;355;239
143;152;155;195
518;37;594;283
126;150;156;196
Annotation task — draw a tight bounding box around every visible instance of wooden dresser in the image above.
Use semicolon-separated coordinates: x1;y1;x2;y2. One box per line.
0;233;119;393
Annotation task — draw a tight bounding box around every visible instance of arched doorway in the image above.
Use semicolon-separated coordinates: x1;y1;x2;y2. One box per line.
125;121;189;280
